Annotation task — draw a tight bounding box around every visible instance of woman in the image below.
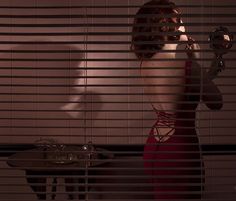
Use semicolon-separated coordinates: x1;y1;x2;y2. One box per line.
131;0;223;199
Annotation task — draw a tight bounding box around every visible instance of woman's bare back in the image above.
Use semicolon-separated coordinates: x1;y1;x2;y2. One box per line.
141;52;188;141
141;53;187;113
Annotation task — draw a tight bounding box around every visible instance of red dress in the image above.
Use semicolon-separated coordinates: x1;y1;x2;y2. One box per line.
143;61;205;199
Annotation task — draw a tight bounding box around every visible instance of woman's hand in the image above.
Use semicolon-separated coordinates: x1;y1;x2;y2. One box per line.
185;37;201;59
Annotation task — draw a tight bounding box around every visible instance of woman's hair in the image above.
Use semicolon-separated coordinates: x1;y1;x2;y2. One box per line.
131;0;181;59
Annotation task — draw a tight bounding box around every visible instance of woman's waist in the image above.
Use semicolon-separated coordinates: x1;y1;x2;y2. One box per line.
153;108;196;121
151;111;196;137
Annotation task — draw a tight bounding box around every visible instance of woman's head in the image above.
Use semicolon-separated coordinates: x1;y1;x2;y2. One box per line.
131;0;183;59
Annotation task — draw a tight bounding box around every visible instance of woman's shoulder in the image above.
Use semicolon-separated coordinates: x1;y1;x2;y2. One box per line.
141;52;181;68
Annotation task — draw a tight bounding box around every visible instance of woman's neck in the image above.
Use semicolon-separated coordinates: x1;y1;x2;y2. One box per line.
163;43;178;56
162;43;178;58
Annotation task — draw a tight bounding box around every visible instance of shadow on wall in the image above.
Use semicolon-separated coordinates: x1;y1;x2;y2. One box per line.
0;43;103;143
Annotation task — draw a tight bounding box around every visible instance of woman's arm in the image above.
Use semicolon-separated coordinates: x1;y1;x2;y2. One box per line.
190;62;223;110
206;56;224;80
186;39;223;110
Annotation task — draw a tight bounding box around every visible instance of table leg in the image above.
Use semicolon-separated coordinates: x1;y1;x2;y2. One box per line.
25;170;47;200
65;177;82;200
51;177;57;200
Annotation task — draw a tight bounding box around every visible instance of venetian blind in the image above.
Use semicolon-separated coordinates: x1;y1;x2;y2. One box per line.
0;0;236;200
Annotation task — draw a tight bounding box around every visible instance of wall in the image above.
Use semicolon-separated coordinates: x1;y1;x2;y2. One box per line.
0;1;236;200
0;0;235;145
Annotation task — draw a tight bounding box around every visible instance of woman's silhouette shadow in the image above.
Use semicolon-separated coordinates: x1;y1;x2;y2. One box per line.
0;43;103;200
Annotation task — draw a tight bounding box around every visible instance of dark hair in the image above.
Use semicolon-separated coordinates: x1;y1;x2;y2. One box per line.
131;0;181;60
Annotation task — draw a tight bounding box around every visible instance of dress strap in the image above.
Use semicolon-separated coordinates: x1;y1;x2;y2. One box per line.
151;110;177;142
185;60;192;99
154;110;176;127
185;60;192;79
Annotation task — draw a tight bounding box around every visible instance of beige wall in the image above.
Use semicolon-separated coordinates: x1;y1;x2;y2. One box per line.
0;1;236;200
0;0;235;145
